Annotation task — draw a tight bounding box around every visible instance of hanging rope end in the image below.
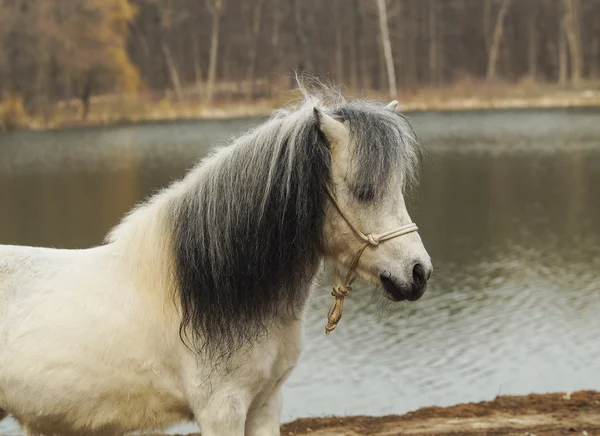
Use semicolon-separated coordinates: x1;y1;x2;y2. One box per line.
324;284;351;336
325;317;340;334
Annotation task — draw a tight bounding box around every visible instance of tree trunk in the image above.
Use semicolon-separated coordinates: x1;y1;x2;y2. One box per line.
376;24;387;91
293;0;314;73
80;74;93;121
271;0;281;47
206;0;223;104
0;58;8;100
428;0;438;86
376;0;397;99
192;35;203;91
132;25;151;87
591;37;599;79
527;7;538;80
246;0;265;100
33;35;50;120
405;1;417;89
559;17;568;85
437;1;445;85
562;0;583;86
487;0;511;80
333;0;344;83
356;0;371;90
268;0;284;82
222;37;232;90
162;41;183;101
347;1;359;91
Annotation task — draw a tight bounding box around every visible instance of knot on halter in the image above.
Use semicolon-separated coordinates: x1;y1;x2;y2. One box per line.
366;234;379;246
326;284;351;335
331;284;351;298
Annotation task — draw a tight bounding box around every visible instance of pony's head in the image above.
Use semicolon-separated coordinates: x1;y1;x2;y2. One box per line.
156;86;431;357
316;100;432;302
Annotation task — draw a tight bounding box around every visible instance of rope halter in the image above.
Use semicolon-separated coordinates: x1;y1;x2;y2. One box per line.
324;187;419;334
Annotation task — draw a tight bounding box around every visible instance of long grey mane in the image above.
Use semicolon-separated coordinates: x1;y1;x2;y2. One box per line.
163;88;422;358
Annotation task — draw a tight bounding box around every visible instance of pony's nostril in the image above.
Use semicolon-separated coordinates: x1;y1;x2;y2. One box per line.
412;263;427;285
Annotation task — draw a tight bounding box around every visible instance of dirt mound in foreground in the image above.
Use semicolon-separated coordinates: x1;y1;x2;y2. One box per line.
281;390;600;435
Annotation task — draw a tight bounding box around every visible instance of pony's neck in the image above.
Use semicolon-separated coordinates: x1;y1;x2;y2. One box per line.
104;179;187;299
107;107;330;353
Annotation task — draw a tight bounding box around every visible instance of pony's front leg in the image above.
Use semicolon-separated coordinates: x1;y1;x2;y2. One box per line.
195;393;249;436
245;390;283;436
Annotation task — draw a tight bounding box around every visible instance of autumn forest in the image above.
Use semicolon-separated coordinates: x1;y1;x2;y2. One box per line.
0;0;599;127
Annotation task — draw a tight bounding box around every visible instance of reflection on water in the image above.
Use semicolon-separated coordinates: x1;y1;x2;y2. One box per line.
1;109;600;434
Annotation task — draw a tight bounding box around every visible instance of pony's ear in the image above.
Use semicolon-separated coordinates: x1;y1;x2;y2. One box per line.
314;108;348;145
385;100;398;111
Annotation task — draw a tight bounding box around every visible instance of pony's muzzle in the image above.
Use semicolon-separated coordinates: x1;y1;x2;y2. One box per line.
380;262;431;302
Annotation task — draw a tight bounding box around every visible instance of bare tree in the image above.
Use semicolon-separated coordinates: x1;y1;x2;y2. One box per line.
270;0;282;48
293;0;314;73
347;1;359;90
355;0;372;90
333;0;344;84
562;0;583;86
527;4;538;80
246;0;265;99
559;5;569;85
591;36;599;79
404;1;418;89
156;0;184;100
205;0;223;103
162;42;183;100
376;0;397;99
428;0;439;86
3;0;600;117
487;0;511;80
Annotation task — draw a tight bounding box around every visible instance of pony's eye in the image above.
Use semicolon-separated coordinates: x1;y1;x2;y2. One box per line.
354;185;376;202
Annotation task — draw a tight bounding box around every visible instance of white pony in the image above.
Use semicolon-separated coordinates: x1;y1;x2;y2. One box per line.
0;89;432;436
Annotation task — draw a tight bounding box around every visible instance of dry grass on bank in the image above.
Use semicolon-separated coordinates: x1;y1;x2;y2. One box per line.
395;77;600;111
2;79;600;132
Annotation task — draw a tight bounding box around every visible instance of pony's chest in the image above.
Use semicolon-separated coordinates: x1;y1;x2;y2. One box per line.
243;322;304;396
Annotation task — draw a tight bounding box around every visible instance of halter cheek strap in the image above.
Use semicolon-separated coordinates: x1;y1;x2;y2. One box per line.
324;187;419;334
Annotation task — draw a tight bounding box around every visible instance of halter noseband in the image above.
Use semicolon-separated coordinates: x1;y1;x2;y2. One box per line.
324;187;419;334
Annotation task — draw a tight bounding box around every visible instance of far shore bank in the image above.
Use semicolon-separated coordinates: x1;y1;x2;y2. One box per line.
151;390;600;436
2;82;600;133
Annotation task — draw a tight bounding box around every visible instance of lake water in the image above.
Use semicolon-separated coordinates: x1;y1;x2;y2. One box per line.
1;109;600;435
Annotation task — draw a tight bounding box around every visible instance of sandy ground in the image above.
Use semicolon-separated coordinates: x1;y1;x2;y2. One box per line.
279;391;600;436
156;391;600;436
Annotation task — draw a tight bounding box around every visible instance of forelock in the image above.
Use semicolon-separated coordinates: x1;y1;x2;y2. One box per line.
332;101;422;201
